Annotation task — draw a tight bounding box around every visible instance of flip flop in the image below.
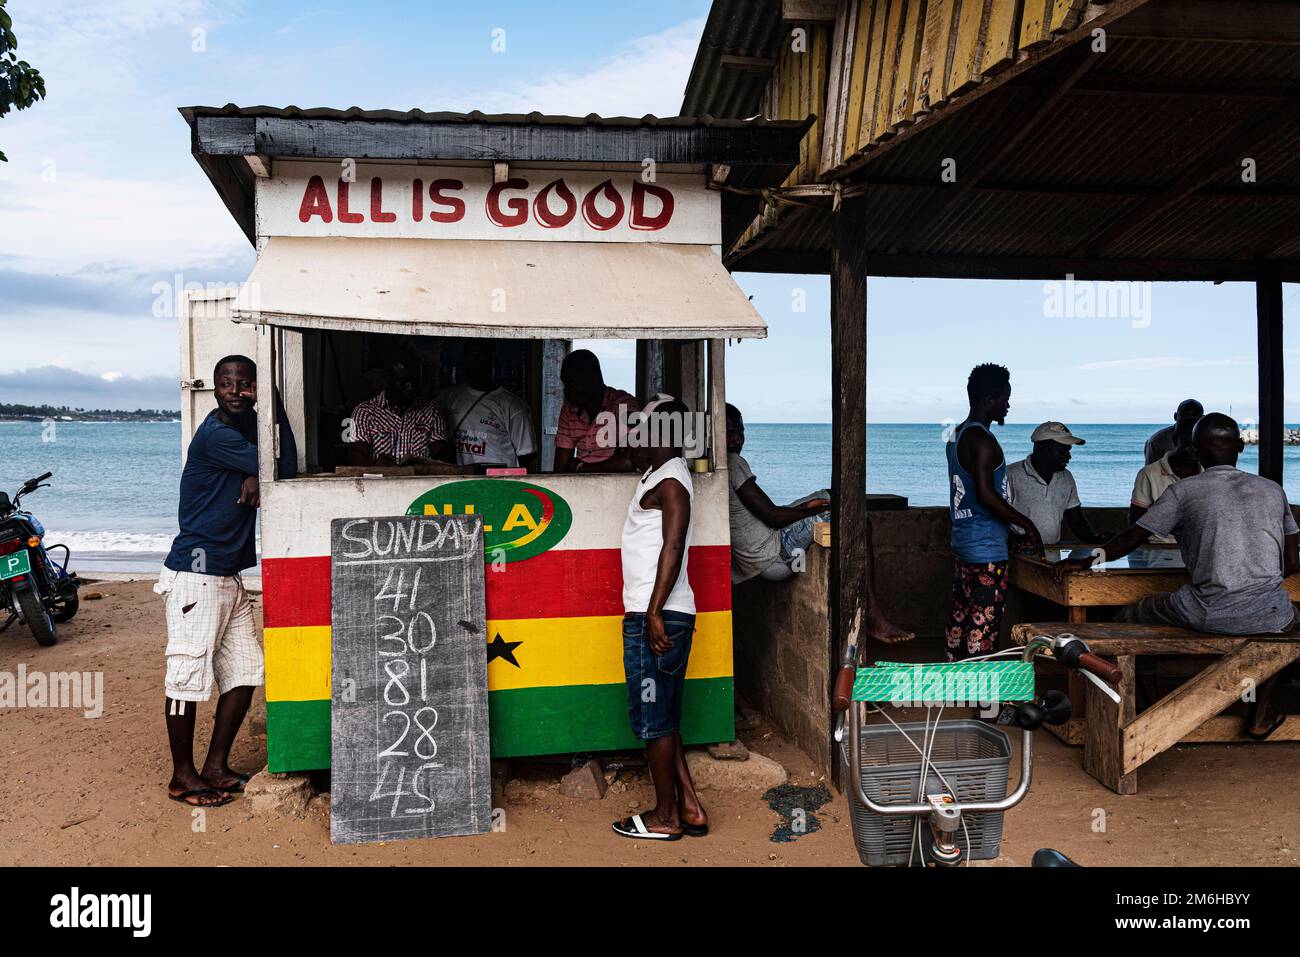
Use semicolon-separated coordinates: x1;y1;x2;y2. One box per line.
681;821;709;837
168;787;234;808
611;814;682;841
1245;711;1287;741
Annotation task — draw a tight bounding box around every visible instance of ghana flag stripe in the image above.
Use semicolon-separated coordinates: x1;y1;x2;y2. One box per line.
266;677;735;770
264;610;733;702
262;545;732;628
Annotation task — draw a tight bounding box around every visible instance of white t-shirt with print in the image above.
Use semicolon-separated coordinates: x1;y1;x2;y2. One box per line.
437;384;537;468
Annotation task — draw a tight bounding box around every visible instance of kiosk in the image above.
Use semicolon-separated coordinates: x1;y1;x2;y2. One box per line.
177;105;808;771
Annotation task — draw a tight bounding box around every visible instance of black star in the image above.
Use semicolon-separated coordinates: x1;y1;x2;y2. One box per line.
486;632;522;668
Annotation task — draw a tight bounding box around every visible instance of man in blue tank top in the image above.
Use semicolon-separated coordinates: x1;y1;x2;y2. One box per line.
945;364;1043;660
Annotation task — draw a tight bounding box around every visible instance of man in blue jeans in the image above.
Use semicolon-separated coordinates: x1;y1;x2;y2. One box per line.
612;397;708;841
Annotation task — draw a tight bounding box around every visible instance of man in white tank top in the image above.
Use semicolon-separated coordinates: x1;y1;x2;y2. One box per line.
612;397;708;842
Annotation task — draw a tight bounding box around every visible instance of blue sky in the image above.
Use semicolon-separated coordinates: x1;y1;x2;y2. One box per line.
1;0;1296;422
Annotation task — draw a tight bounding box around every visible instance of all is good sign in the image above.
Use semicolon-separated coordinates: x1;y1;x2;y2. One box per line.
256;161;721;245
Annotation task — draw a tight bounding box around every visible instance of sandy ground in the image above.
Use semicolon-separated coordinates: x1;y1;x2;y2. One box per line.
1;580;1297;867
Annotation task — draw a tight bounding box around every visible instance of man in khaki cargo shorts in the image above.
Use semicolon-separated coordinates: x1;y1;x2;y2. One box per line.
157;355;296;807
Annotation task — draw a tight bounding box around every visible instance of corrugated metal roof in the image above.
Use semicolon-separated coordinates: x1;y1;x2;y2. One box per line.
680;0;787;118
720;21;1300;280
180;103;804;130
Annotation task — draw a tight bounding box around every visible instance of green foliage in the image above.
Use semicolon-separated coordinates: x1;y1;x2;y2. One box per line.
0;0;47;162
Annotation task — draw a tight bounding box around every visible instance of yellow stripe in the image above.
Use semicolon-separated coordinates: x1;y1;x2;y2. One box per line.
265;625;332;702
486;611;733;691
264;611;733;702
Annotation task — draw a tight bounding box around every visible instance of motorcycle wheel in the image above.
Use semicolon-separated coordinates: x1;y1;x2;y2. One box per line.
51;585;79;623
16;586;57;646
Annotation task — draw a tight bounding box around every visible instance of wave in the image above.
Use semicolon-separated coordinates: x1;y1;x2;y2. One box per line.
42;530;175;553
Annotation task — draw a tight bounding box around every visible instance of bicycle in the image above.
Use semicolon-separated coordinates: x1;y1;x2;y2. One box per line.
832;633;1121;867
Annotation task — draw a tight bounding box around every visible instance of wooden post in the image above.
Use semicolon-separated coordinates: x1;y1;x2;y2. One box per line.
538;339;569;473
829;194;869;786
1257;261;1284;484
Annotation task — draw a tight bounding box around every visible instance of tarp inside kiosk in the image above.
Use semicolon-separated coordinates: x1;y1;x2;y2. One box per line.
233;236;767;339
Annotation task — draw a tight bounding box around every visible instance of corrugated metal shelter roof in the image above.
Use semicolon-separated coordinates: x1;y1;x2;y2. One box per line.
682;0;1300;281
680;0;787;118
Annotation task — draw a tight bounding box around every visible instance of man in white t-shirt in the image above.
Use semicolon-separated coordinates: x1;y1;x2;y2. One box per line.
437;339;538;469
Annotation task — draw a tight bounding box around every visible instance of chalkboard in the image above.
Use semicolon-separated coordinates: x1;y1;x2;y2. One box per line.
329;514;491;844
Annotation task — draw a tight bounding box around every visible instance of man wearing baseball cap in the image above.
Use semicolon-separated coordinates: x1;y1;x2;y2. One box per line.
1007;421;1103;545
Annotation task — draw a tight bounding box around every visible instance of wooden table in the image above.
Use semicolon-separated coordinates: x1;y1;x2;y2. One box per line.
1011;622;1300;794
1009;545;1300;743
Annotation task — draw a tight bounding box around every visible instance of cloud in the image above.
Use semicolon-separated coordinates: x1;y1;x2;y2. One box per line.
1077;357;1251;371
452;18;706;117
0;175;251;278
0;366;178;412
0;248;256;320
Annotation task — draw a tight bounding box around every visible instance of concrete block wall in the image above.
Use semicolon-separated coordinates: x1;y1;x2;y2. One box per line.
732;546;833;773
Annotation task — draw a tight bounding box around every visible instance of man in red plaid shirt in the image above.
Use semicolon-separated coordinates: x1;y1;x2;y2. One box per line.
348;355;448;466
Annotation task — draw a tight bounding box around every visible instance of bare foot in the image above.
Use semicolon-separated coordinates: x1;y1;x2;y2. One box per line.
868;615;914;644
678;798;707;830
614;811;681;837
200;765;250;792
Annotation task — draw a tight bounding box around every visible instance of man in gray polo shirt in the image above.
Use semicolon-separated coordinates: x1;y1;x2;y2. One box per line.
1007;421;1103;545
1053;413;1299;736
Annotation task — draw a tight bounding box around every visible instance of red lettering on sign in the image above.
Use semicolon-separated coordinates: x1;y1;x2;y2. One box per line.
412;178;424;221
369;177;396;223
532;179;577;229
582;180;624;231
486;178;530;227
298;175;334;222
630;181;674;231
429;179;466;223
336;179;364;224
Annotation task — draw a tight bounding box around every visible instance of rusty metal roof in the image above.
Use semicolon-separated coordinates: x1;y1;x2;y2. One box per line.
180;103;805;129
702;2;1300;281
681;0;786;119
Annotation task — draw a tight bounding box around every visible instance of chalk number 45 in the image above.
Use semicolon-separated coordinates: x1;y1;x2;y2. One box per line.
370;761;442;817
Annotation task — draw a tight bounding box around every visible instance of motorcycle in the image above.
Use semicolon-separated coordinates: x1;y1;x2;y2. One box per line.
0;472;80;646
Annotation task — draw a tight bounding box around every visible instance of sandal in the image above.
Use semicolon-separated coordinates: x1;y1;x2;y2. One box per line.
168;787;234;808
611;814;681;841
1245;710;1287;741
681;821;709;837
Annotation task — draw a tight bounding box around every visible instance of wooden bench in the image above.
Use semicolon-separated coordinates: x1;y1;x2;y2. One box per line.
1011;622;1300;794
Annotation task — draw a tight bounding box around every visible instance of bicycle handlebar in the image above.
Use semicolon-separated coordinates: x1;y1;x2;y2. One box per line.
1075;651;1122;685
833;665;855;713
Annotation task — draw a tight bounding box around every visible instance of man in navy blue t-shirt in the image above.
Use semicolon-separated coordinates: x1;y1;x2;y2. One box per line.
157;355;296;807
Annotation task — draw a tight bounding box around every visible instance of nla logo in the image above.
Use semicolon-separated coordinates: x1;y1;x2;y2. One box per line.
407;480;572;564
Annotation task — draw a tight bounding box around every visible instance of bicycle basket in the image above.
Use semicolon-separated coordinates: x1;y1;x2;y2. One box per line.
840;719;1012;866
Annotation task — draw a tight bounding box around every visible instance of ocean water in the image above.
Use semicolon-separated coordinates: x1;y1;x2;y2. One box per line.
736;422;1300;508
0;421;182;567
4;420;1300;570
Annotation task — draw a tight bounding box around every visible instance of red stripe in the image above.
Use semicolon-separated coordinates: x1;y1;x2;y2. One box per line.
263;555;331;628
262;545;732;629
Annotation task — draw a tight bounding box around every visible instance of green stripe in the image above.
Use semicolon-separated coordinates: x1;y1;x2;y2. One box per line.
267;699;332;772
265;677;735;772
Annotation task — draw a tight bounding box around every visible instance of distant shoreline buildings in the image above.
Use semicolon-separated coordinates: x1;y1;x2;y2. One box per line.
0;403;180;423
1240;427;1300;447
